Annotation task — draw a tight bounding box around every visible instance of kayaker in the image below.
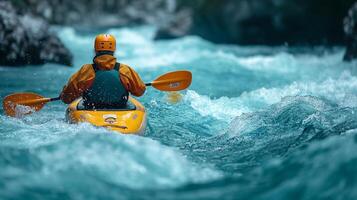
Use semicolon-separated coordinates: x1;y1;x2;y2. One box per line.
60;34;146;109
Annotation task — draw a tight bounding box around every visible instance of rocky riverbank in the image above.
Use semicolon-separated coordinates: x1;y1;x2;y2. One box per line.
10;0;177;28
15;0;355;46
1;0;356;66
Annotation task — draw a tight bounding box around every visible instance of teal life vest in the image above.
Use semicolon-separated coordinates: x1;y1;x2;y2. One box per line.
83;62;129;108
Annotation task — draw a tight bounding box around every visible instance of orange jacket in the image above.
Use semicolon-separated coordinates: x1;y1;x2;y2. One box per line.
60;54;146;104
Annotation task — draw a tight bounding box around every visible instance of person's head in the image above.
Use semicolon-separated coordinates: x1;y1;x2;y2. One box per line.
94;34;116;56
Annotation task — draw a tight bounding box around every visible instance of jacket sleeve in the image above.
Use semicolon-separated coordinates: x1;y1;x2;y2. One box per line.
119;64;146;97
60;64;96;104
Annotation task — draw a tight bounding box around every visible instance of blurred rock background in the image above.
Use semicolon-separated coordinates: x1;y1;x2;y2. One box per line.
1;0;356;66
343;2;357;61
0;1;72;66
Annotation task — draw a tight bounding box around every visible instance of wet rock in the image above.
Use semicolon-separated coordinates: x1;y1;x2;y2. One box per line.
16;0;177;28
156;0;355;45
0;1;72;66
154;8;192;40
343;2;357;62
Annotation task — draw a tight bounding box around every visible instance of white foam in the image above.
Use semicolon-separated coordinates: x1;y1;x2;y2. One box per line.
121;50;195;69
185;72;357;121
108;27;155;45
35;133;221;189
216;50;347;74
184;90;250;121
14;104;36;118
57;27;93;46
57;27;156;48
239;71;357;107
0;114;221;189
236;52;298;73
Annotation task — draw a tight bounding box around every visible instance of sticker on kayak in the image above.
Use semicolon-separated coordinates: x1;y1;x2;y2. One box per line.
103;114;117;124
169;82;180;88
133;114;138;120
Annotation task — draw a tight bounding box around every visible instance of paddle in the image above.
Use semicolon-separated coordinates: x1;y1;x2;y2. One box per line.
3;70;192;117
3;93;60;117
146;70;192;104
145;70;192;91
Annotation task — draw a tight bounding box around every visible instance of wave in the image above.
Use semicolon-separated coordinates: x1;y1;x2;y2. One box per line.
147;95;357;199
0;115;221;196
184;71;357;123
157;132;357;200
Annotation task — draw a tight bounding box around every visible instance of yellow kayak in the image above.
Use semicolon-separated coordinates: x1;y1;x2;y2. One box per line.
65;97;146;135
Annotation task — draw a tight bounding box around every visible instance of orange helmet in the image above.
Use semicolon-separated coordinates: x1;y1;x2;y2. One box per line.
94;34;116;52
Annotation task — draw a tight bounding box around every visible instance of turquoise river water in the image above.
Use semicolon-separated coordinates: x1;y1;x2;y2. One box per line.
1;27;357;200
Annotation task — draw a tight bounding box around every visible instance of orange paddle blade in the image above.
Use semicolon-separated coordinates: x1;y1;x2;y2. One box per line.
2;93;51;117
151;71;192;91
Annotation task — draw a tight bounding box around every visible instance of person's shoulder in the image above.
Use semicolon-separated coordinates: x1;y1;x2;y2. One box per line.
119;63;131;69
78;63;95;73
119;63;134;72
82;63;93;68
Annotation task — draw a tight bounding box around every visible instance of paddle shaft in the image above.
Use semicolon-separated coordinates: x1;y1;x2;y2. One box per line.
146;78;185;86
50;97;61;101
19;96;60;105
14;74;188;105
145;75;191;89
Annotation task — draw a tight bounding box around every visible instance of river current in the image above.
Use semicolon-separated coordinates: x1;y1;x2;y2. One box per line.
1;27;357;200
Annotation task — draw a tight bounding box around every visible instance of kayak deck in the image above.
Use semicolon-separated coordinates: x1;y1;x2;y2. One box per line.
66;97;146;135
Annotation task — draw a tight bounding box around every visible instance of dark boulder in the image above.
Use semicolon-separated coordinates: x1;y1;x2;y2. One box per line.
0;1;72;66
343;2;357;62
156;0;356;46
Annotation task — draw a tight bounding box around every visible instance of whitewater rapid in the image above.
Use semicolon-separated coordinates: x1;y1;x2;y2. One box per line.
0;26;357;199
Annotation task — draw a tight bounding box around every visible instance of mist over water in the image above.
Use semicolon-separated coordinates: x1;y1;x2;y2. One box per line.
1;26;357;199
